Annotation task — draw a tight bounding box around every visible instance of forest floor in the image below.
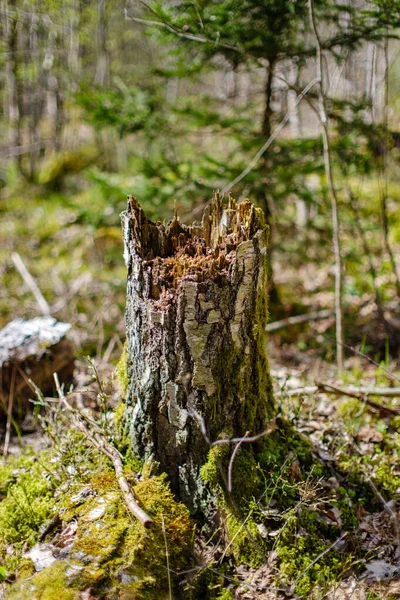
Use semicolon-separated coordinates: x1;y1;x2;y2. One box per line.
2;343;400;599
1;187;400;598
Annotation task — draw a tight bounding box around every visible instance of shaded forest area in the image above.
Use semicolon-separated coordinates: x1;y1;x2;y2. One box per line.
1;1;400;599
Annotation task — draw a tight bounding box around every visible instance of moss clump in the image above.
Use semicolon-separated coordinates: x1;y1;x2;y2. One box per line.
373;461;400;496
0;451;57;548
200;416;354;596
113;401;142;472
116;342;129;399
6;465;193;600
7;560;80;600
275;510;349;597
216;590;235;600
201;444;266;567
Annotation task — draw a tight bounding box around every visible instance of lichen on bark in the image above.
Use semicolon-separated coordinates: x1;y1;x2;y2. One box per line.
121;193;274;512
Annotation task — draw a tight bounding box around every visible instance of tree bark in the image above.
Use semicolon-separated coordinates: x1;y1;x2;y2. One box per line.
122;194;274;513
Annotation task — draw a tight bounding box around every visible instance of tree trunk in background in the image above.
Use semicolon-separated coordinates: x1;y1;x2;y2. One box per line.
261;60;280;306
7;8;24;176
95;0;110;87
122;195;274;513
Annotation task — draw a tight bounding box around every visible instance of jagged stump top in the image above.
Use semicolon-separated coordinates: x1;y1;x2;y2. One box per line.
125;193;268;302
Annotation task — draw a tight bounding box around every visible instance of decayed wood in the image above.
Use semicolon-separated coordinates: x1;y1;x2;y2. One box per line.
0;317;74;419
122;194;274;511
54;374;153;528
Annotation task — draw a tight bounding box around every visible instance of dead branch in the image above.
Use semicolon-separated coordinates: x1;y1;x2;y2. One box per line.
280;381;400;416
3;365;16;460
53;374;152;528
227;432;249;493
265;308;334;332
12;252;51;316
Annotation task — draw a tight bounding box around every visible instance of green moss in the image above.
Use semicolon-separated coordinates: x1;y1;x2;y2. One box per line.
116;342;129;399
216;590;234;600
113;401;142;472
7;560;82;600
374;461;400;495
201;445;266;567
276;510;349;597
6;466;194;600
0;452;57;548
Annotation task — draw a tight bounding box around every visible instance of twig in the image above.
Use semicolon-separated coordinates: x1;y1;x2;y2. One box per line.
3;365;16;459
222;78;319;195
11;252;51;316
53;374;152;528
211;423;277;447
291;532;347;591
265;308;334;333
227;432;249;493
280;381;400;415
322;334;400;383
161;514;173;600
350;438;400;553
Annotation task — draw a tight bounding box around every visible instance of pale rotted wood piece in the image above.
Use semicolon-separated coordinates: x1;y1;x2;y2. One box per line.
0;317;74;419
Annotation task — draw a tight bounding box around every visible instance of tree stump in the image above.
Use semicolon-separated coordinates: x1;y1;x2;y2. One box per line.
122;194;274;511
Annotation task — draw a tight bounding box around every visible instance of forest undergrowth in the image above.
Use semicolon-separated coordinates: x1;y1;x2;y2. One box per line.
1;182;400;599
0;335;399;599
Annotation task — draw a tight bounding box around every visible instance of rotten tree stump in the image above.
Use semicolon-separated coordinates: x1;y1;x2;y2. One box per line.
122;194;274;511
0;317;74;419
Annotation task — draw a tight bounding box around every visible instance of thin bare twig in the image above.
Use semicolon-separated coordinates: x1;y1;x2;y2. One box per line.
265;308;334;333
227;432;249;493
222;78;319;195
53;374;152;528
291;532;348;591
351;438;400;553
11;252;51;316
3;364;16;459
280;381;400;416
161;514;173;600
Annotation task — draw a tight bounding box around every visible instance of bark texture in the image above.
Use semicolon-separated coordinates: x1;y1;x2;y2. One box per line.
122;194;274;512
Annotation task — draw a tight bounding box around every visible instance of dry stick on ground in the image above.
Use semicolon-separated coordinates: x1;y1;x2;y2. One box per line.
3;364;16;460
291;532;348;593
161;514;173;600
265;308;334;333
53;373;152;528
227;432;249;493
11;252;51;316
308;0;344;371
281;381;400;416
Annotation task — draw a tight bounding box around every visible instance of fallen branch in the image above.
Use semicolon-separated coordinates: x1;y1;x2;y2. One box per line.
53;374;153;528
12;252;51;316
265;308;334;332
280;381;400;416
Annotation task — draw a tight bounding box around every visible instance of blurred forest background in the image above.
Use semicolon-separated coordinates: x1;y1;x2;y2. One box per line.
1;0;400;365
